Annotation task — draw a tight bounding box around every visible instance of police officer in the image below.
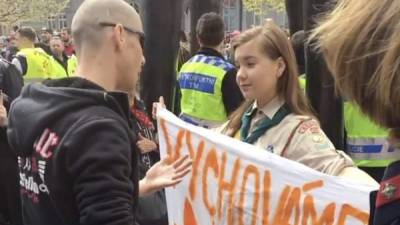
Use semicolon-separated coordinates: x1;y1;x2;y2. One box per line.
344;103;398;182
177;12;243;128
12;27;53;83
312;0;400;223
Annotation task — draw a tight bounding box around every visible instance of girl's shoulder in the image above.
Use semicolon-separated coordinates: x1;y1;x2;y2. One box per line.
279;114;317;129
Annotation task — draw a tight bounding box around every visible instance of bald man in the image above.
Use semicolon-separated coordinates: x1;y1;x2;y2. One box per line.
7;0;191;225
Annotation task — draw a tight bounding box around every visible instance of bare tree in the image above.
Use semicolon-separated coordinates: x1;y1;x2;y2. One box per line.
242;0;285;15
0;0;70;25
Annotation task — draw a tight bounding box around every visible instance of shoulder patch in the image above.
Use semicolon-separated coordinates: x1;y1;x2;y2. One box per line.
297;120;320;134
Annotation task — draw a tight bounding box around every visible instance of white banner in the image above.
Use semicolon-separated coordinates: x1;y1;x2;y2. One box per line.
157;108;377;225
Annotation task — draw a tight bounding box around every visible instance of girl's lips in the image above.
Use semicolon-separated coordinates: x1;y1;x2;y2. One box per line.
240;84;252;89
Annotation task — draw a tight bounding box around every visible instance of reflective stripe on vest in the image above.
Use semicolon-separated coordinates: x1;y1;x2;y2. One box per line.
24;78;49;83
344;102;397;167
178;54;234;122
67;55;78;76
18;48;52;83
346;137;400;160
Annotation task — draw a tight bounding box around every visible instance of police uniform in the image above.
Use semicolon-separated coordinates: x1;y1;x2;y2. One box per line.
177;47;243;128
369;160;400;225
221;97;354;175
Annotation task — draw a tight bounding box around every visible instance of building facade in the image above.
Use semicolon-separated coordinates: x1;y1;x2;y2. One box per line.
18;0;138;33
224;0;288;32
180;0;287;34
2;0;286;36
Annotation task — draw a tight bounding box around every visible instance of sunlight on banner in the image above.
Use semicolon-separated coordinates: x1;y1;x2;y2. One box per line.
157;108;378;225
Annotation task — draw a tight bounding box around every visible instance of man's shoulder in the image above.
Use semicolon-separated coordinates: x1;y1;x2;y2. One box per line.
54;104;133;148
67;104;128;126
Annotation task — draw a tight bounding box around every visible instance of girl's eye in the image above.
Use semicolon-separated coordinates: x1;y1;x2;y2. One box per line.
247;62;255;67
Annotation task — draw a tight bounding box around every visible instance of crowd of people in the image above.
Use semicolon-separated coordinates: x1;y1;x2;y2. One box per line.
1;26;77;82
0;0;399;224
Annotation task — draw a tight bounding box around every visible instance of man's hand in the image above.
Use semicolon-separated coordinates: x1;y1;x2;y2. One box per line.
0;91;8;127
136;134;158;154
139;155;192;196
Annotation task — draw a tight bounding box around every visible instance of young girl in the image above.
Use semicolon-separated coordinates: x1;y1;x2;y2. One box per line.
222;21;375;181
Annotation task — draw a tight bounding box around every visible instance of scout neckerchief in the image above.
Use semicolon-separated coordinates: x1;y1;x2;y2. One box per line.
240;103;290;144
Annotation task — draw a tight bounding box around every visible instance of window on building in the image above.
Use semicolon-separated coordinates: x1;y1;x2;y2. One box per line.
46;13;67;32
58;13;67;30
47;16;56;30
224;14;231;31
224;0;236;8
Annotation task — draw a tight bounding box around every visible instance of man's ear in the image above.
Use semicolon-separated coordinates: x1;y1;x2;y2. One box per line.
113;24;125;50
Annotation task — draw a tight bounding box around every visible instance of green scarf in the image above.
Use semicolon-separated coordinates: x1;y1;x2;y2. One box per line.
240;104;290;144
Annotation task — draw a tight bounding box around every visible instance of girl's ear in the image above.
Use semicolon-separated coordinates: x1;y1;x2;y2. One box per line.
276;57;286;78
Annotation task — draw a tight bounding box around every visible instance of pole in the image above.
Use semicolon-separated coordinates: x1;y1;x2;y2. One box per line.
141;0;183;111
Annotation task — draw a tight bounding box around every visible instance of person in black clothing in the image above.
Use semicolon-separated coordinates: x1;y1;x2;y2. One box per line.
6;1;191;225
129;95;168;225
34;42;52;56
312;0;400;224
0;59;23;225
35;27;53;56
0;37;6;59
177;12;243;128
40;27;52;45
4;37;18;62
290;30;305;75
